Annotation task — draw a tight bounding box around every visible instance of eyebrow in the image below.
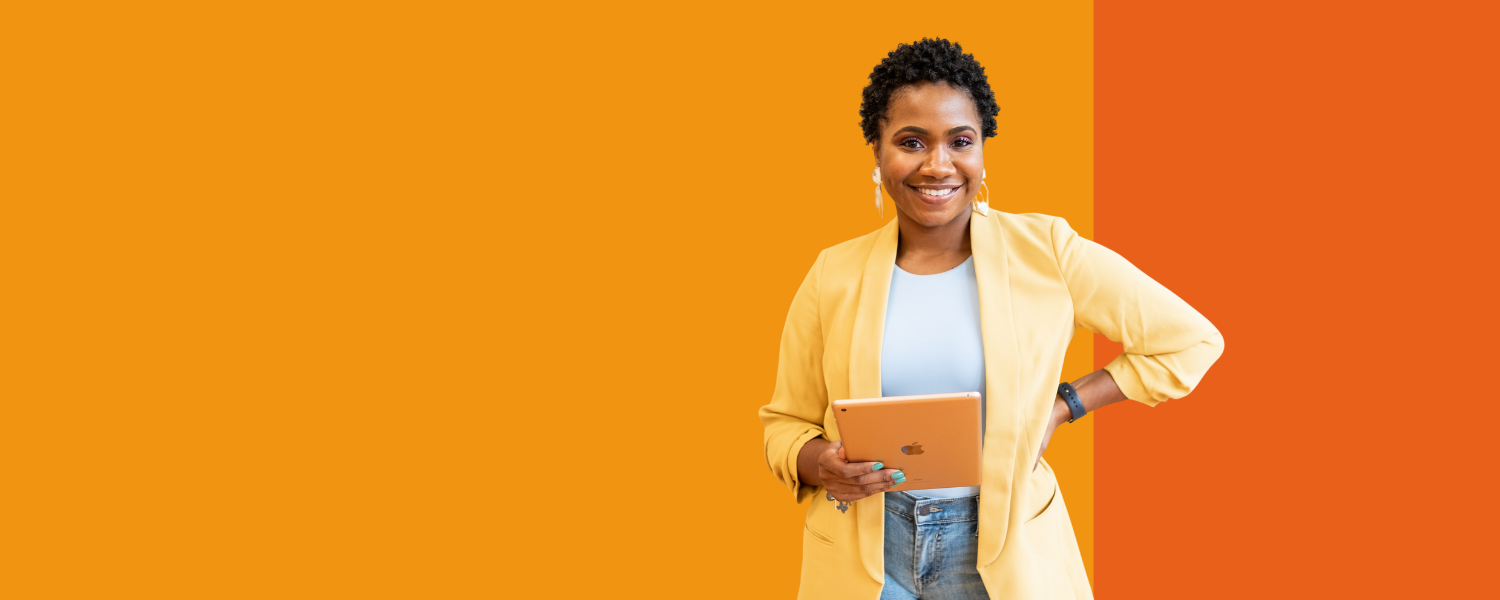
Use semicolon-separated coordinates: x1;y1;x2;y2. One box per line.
891;125;978;137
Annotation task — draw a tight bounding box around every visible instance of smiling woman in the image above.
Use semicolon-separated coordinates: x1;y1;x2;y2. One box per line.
872;80;988;273
759;39;1226;600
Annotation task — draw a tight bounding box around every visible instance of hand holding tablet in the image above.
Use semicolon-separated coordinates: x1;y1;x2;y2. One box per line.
831;392;983;492
813;440;906;508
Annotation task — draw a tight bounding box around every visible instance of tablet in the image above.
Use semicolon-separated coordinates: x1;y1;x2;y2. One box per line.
831;392;982;492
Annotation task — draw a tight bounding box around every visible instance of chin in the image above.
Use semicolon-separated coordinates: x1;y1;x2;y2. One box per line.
904;201;971;227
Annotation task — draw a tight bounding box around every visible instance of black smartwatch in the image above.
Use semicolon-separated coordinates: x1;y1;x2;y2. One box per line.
1057;382;1087;423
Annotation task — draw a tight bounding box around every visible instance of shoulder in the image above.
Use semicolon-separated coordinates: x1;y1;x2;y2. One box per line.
811;223;889;279
988;210;1065;234
820;226;881;259
980;210;1075;252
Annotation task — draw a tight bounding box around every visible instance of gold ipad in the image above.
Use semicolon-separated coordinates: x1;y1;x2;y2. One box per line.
831;392;982;491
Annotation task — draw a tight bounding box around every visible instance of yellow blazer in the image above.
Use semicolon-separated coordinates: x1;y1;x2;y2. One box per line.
759;210;1224;599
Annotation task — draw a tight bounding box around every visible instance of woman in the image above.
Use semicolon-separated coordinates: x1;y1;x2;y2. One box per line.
759;39;1224;600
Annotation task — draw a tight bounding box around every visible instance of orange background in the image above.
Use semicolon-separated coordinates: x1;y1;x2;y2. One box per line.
4;2;1092;597
5;1;1495;598
1094;1;1497;598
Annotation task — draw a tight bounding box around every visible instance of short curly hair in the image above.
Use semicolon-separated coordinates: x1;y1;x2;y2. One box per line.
859;38;1000;144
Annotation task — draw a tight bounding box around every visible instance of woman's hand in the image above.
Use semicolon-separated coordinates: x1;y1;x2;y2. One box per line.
812;440;904;503
1033;371;1129;471
1033;396;1074;472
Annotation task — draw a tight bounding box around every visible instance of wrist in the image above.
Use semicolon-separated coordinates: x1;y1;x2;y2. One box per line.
1056;381;1087;423
798;437;830;487
1050;396;1072;428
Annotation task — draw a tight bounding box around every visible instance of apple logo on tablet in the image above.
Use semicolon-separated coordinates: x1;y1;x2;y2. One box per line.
901;442;925;455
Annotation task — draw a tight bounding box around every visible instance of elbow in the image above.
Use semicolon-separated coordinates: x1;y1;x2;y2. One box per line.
760;412;826;503
1108;327;1226;406
1205;327;1226;367
1174;328;1227;398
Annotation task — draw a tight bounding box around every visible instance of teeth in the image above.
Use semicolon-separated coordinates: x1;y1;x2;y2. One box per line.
919;187;956;196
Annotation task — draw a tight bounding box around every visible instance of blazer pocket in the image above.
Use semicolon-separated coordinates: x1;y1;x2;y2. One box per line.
1022;464;1079;600
1025;461;1060;524
804;488;835;546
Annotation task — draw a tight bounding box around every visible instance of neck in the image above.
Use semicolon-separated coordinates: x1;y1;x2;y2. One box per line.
895;205;973;262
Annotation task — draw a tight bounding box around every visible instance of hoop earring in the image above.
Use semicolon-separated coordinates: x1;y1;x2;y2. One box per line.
973;168;991;216
872;167;884;219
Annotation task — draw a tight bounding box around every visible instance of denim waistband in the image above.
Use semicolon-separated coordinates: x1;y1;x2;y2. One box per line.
883;491;981;525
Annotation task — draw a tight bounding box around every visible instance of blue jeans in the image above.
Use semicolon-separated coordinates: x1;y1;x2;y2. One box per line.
881;491;989;599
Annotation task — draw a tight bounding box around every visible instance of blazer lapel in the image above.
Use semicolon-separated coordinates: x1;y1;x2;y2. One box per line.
846;212;1021;578
845;212;1019;421
848;216;899;583
847;217;898;413
970;209;1022;567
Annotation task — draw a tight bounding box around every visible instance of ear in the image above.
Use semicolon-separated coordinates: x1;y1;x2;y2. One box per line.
870;140;881;163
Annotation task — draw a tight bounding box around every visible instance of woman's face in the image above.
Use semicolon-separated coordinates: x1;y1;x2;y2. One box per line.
873;81;985;228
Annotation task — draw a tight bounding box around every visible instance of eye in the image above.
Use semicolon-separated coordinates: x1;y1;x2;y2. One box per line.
953;137;974;148
900;138;924;149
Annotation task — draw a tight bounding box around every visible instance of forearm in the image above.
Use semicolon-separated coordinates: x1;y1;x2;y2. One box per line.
797;436;831;488
1051;369;1129;427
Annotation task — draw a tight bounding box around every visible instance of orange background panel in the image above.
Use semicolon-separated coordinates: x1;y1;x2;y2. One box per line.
1096;1;1498;597
2;2;1092;598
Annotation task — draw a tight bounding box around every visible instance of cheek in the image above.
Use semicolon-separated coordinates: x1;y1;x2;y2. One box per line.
881;164;917;190
960;156;985;179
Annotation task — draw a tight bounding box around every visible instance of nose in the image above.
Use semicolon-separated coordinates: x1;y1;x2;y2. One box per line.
919;145;957;179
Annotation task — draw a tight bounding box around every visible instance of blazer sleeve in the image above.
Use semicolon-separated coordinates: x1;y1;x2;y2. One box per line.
758;250;830;504
1051;217;1225;406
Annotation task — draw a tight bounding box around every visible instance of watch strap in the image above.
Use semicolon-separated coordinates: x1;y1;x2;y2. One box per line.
1058;382;1086;423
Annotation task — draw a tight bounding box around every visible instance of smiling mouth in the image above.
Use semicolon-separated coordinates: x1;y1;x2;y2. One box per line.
910;185;962;202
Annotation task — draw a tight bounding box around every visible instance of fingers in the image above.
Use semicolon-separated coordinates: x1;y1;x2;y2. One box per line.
825;453;884;481
850;469;903;493
827;468;906;502
842;459;885;480
819;441;882;480
819;440;902;501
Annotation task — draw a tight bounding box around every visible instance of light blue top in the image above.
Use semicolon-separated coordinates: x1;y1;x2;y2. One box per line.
880;255;986;499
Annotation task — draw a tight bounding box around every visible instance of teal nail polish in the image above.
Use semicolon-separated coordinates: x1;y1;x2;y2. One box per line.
892;472;906;485
872;462;884;471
